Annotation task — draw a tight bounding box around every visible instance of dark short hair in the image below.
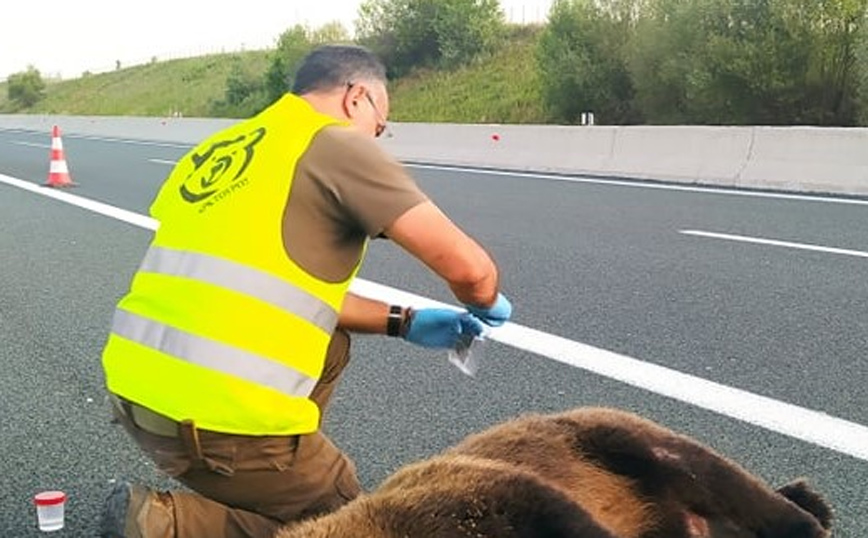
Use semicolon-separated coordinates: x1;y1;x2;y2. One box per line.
292;45;387;95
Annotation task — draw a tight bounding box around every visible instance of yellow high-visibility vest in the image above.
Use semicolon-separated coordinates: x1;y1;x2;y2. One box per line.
102;94;362;435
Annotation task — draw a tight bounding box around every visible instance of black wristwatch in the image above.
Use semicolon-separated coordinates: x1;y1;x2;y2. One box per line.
386;305;404;337
387;305;413;338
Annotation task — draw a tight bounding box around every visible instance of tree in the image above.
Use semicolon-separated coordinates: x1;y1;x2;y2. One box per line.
263;21;353;104
311;21;352;44
210;62;269;118
630;0;867;125
536;0;643;124
856;4;868;124
356;0;505;77
265;25;313;103
7;66;46;108
795;0;867;125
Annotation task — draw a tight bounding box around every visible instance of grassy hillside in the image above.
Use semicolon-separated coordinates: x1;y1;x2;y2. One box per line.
1;28;546;123
24;51;271;117
389;27;545;123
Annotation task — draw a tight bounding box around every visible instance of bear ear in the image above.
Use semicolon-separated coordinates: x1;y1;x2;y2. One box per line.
775;479;833;531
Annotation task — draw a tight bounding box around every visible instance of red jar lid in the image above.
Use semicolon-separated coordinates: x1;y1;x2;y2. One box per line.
34;491;66;506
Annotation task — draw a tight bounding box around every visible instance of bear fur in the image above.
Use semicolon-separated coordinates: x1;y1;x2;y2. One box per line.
275;407;833;538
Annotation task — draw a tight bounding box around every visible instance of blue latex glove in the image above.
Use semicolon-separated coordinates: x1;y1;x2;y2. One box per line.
466;292;512;327
403;308;485;349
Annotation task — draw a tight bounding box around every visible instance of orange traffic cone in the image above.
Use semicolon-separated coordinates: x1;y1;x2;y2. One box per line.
45;125;76;188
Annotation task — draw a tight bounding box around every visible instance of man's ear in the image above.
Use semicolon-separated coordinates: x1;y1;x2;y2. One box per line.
342;84;365;118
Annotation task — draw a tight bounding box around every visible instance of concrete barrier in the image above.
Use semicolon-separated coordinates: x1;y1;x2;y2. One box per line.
605;126;753;186
0;114;236;144
380;123;619;175
2;114;866;196
379;122;868;196
737;127;868;194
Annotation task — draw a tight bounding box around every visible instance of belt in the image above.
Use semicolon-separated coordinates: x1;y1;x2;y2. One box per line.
112;395;180;438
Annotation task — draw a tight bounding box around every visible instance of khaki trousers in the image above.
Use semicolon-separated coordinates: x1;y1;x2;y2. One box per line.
110;329;361;538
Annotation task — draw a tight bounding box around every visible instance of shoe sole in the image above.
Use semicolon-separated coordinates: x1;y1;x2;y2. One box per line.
100;482;131;538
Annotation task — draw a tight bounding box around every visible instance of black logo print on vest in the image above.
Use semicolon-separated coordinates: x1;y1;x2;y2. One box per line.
179;127;266;204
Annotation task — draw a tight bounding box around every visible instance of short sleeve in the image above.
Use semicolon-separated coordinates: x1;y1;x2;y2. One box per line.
301;126;429;238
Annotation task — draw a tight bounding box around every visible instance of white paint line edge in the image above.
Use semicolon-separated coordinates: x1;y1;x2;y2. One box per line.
0;173;158;230
407;163;868;206
59;133;192;149
9;141;50;149
497;323;868;461
3;171;868;461
352;280;868;461
148;159;177;165
681;230;868;259
1;129;193;149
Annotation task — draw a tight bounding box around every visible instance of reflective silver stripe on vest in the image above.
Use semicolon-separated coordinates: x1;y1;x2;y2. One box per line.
112;309;318;398
139;246;338;334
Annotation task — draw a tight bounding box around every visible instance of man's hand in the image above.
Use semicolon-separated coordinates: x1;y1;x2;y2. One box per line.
403;309;485;349
466;292;512;327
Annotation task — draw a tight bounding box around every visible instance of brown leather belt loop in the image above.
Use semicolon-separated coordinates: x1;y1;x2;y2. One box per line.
179;419;204;461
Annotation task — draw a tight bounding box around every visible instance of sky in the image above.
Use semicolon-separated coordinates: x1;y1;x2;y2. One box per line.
1;0;553;81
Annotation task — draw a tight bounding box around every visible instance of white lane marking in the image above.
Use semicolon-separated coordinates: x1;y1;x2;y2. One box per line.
682;230;868;259
353;280;868;461
3;170;868;461
148;159;177;165
10;141;50;149
0;173;158;230
407;163;868;206
49;133;191;149
1;129;189;149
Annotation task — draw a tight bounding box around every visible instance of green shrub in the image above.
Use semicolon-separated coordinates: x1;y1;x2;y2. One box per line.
357;0;506;77
7;66;46;109
537;0;641;125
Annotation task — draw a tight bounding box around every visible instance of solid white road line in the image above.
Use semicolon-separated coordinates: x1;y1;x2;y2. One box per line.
681;230;868;259
58;133;191;149
352;280;868;461
10;141;50;149
0;173;158;230
407;163;868;206
3;171;868;461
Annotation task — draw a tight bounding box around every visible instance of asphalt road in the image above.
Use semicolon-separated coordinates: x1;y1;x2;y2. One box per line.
1;127;866;536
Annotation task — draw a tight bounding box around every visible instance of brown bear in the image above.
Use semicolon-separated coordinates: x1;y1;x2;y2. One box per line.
276;407;833;538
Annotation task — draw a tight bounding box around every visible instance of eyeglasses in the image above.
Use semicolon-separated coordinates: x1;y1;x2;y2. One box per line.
364;92;388;138
347;82;387;138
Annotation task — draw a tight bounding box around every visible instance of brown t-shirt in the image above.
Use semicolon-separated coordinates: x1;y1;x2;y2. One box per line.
281;125;428;283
